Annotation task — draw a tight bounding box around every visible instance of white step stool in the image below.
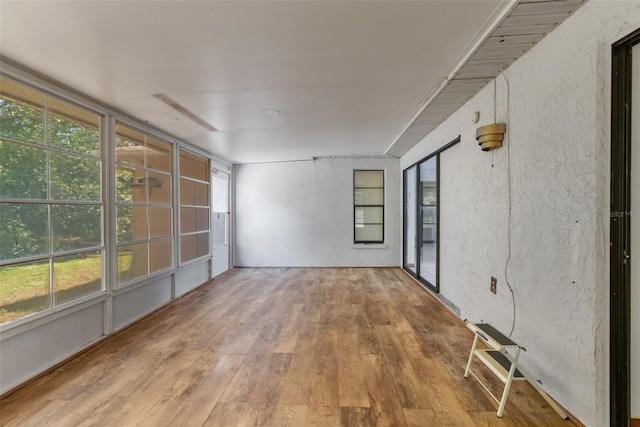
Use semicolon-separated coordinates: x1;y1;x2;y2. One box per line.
463;322;568;419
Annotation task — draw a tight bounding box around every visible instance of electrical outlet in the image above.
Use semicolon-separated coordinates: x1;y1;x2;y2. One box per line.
490;276;497;294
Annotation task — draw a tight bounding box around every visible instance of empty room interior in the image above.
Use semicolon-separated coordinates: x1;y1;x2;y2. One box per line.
1;0;640;426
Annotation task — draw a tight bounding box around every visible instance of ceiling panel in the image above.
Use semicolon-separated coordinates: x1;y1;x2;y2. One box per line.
386;0;586;158
484;34;541;46
0;0;587;164
0;0;510;164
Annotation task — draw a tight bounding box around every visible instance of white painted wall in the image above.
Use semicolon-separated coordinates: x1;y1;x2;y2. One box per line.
234;157;400;267
401;2;640;425
438;145;465;307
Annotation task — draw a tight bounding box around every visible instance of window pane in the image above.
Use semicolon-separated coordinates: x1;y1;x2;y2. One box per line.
54;252;102;305
125;169;148;204
355;206;383;224
116;206;132;244
0;259;50;324
197;232;209;258
115;125;173;286
129;172;148;203
180;178;195;205
179;149;208;264
146;137;171;172
195;207;209;232
179;208;208;234
149;238;172;273
0;140;46;199
180;234;196;263
50;152;101;201
47;97;100;156
52;205;102;252
179;232;209;262
118;243;148;284
180;150;208;181
355;225;383;242
0;77;45;144
193;156;209;182
354;170;383;187
354;188;383;205
419;157;437;286
194;181;209;207
180;207;196;234
422;183;436;205
116;206;147;244
115;124;145;167
0;203;48;261
116;166;136;203
148;171;171;205
149;207;171;239
211;174;228;212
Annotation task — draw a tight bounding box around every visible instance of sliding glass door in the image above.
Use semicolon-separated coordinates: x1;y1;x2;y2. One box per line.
404;166;417;274
419;157;438;288
403;155;438;291
403;137;459;292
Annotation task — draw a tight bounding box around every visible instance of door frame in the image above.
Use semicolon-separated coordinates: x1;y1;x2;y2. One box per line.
402;135;460;292
611;27;640;427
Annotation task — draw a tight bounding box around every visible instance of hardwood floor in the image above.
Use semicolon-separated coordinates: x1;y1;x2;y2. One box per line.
0;268;575;426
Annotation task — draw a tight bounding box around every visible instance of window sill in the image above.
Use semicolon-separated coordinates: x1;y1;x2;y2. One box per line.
353;243;387;249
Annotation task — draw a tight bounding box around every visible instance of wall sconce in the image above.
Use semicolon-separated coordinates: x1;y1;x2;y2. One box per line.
476;123;506;151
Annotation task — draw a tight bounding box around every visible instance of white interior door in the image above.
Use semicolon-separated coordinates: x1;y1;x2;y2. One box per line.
211;170;230;278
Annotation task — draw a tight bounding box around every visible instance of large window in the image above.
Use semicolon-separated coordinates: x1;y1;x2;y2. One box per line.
354;170;384;243
179;149;210;263
115;124;173;285
0;77;104;324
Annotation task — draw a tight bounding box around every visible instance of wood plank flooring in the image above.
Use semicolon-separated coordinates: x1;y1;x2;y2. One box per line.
0;268;575;426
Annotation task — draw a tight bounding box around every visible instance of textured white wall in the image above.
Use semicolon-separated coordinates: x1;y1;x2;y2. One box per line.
438;145;466;307
234;158;400;267
402;2;640;425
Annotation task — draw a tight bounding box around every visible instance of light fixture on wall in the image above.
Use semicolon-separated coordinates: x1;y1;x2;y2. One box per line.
476;123;506;151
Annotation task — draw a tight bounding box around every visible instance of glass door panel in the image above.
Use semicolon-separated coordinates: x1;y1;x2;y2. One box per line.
419;157;437;289
404;166;417;274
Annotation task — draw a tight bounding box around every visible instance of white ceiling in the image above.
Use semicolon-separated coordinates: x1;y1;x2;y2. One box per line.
0;0;512;164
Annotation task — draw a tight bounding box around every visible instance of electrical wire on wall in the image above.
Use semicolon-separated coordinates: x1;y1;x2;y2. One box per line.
501;72;517;337
492;79;497;168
